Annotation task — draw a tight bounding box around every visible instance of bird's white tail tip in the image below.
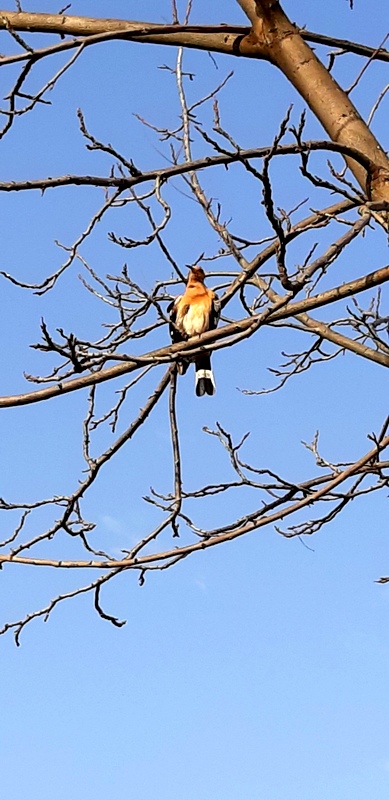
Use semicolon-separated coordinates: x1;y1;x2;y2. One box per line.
195;369;216;397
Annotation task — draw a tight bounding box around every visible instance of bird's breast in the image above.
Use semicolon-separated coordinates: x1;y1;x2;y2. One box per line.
176;297;211;336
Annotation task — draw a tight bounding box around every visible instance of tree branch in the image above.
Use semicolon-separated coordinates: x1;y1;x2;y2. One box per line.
0;262;387;409
0;140;376;196
0;12;388;64
237;0;389;204
1;431;387;571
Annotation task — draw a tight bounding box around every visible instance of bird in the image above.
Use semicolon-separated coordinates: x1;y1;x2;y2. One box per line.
168;267;220;396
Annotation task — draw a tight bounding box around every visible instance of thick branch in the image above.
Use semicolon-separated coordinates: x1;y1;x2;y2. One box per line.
0;13;259;57
238;1;389;200
0;12;388;64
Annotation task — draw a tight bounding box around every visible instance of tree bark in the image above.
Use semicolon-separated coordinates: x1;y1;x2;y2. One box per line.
237;0;389;201
0;11;264;57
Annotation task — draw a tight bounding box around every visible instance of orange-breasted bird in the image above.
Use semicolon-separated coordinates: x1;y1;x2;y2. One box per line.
168;267;220;396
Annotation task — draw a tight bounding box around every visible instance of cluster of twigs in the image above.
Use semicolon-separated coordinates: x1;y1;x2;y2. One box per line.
0;1;388;643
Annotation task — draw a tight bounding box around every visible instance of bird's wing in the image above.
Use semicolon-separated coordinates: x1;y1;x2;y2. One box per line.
210;293;221;330
168;297;183;343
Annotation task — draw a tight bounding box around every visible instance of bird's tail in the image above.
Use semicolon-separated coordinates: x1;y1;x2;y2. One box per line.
195;353;216;396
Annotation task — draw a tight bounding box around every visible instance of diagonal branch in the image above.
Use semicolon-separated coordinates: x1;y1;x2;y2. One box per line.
0;262;388;409
237;0;389;207
1;432;388;571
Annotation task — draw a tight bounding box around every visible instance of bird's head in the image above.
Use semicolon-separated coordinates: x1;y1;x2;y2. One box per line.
188;266;206;283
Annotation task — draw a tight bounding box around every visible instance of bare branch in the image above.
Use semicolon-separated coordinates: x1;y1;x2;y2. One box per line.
1;431;387;573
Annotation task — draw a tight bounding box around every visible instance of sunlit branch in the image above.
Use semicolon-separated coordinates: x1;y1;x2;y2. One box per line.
0;141;376;194
1;431;387;571
0;12;388;63
0;261;388;408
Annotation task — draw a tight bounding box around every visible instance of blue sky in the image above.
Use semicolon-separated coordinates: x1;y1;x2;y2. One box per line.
0;2;388;799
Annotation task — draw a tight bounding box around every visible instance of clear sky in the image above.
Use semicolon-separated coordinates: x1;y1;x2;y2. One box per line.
0;2;388;799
